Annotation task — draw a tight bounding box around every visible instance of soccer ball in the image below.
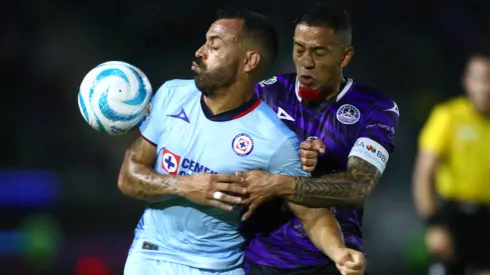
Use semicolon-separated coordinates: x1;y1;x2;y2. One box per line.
77;61;153;135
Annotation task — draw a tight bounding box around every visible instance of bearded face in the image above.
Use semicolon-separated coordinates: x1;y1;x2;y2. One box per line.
193;56;240;98
192;19;245;98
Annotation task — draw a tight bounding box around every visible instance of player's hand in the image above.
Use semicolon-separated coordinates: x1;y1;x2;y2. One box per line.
237;170;282;220
178;173;247;211
300;138;325;172
425;225;455;263
330;248;365;275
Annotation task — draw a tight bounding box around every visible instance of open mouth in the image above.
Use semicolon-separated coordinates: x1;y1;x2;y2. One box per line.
191;61;200;71
299;75;314;85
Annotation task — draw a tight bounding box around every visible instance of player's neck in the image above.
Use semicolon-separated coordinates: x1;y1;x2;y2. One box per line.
304;74;345;105
325;73;345;100
203;83;254;115
477;107;490;119
472;100;490;119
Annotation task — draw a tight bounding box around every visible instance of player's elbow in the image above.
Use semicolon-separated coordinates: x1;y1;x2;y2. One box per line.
117;168;132;196
353;197;367;208
117;156;134;196
413;150;440;184
412;152;439;214
349;181;373;207
344;193;367;208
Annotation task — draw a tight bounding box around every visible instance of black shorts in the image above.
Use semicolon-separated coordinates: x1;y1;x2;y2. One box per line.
434;200;490;269
248;262;370;275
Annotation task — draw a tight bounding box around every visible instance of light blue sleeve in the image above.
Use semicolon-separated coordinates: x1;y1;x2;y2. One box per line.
267;134;310;177
138;82;169;144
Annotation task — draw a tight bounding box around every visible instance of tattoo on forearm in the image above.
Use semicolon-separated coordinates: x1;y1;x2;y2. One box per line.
125;166;179;200
122;136;179;200
290;156;381;207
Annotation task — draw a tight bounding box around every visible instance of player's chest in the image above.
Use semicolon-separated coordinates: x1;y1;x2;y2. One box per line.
270;102;362;152
450;121;490;158
154;113;268;176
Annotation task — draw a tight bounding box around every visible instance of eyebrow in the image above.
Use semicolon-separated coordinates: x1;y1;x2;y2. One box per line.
294;41;330;51
207;35;225;43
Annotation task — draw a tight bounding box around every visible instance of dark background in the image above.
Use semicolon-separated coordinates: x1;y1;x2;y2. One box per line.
1;0;490;274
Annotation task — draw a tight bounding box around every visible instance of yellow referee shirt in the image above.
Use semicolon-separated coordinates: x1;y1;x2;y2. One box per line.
419;97;490;204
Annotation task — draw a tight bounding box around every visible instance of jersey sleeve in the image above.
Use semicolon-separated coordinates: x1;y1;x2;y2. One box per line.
348;100;400;174
254;83;263;98
138;82;169;145
255;76;279;101
418;104;451;157
267;135;310;177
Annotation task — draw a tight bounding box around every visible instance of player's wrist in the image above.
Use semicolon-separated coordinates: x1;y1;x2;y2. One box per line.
424;212;440;226
324;245;348;263
169;175;185;197
272;174;295;196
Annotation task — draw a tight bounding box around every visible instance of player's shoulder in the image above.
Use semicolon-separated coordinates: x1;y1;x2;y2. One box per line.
350;81;398;111
439;96;470;112
153;79;198;101
255;73;296;95
159;79;197;94
252;101;299;140
149;79;198;112
426;96;472;122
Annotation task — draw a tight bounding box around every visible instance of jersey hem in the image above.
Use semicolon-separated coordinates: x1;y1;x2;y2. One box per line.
128;236;244;271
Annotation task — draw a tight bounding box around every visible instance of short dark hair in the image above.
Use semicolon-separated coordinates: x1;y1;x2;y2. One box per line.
297;2;352;45
216;8;278;67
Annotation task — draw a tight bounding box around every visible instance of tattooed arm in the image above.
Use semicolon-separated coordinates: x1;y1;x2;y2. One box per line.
281;156;381;208
242;101;398;209
117;81;247;205
117;135;180;201
241;155;382;212
284;100;399;208
118;134;246;210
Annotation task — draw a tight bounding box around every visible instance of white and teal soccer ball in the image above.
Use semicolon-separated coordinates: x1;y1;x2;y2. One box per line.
78;61;153;135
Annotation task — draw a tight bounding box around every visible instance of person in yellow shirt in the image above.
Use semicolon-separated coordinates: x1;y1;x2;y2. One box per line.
413;54;490;275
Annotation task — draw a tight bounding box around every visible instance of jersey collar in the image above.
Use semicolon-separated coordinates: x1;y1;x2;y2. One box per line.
294;77;354;103
200;94;261;122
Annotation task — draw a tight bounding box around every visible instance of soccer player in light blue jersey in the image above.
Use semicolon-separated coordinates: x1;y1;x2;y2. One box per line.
117;8;353;275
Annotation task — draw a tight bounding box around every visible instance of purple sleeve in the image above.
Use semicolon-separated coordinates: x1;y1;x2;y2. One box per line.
254;83;263;99
358;100;399;154
255;75;283;101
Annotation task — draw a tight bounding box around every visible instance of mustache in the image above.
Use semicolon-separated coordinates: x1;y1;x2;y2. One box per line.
194;58;205;69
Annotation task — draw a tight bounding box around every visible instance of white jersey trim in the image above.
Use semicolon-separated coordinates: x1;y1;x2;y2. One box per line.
295;77;354;102
348;137;389;174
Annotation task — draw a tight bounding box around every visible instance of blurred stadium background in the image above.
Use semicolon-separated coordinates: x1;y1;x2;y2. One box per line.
1;0;490;274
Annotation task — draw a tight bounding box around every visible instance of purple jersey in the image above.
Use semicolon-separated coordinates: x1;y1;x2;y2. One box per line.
244;73;399;269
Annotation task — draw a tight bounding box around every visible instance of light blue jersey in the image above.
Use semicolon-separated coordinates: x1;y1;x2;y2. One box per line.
127;79;309;272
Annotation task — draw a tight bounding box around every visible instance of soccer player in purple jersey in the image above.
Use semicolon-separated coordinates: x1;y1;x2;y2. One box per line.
118;7;359;275
238;3;400;275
